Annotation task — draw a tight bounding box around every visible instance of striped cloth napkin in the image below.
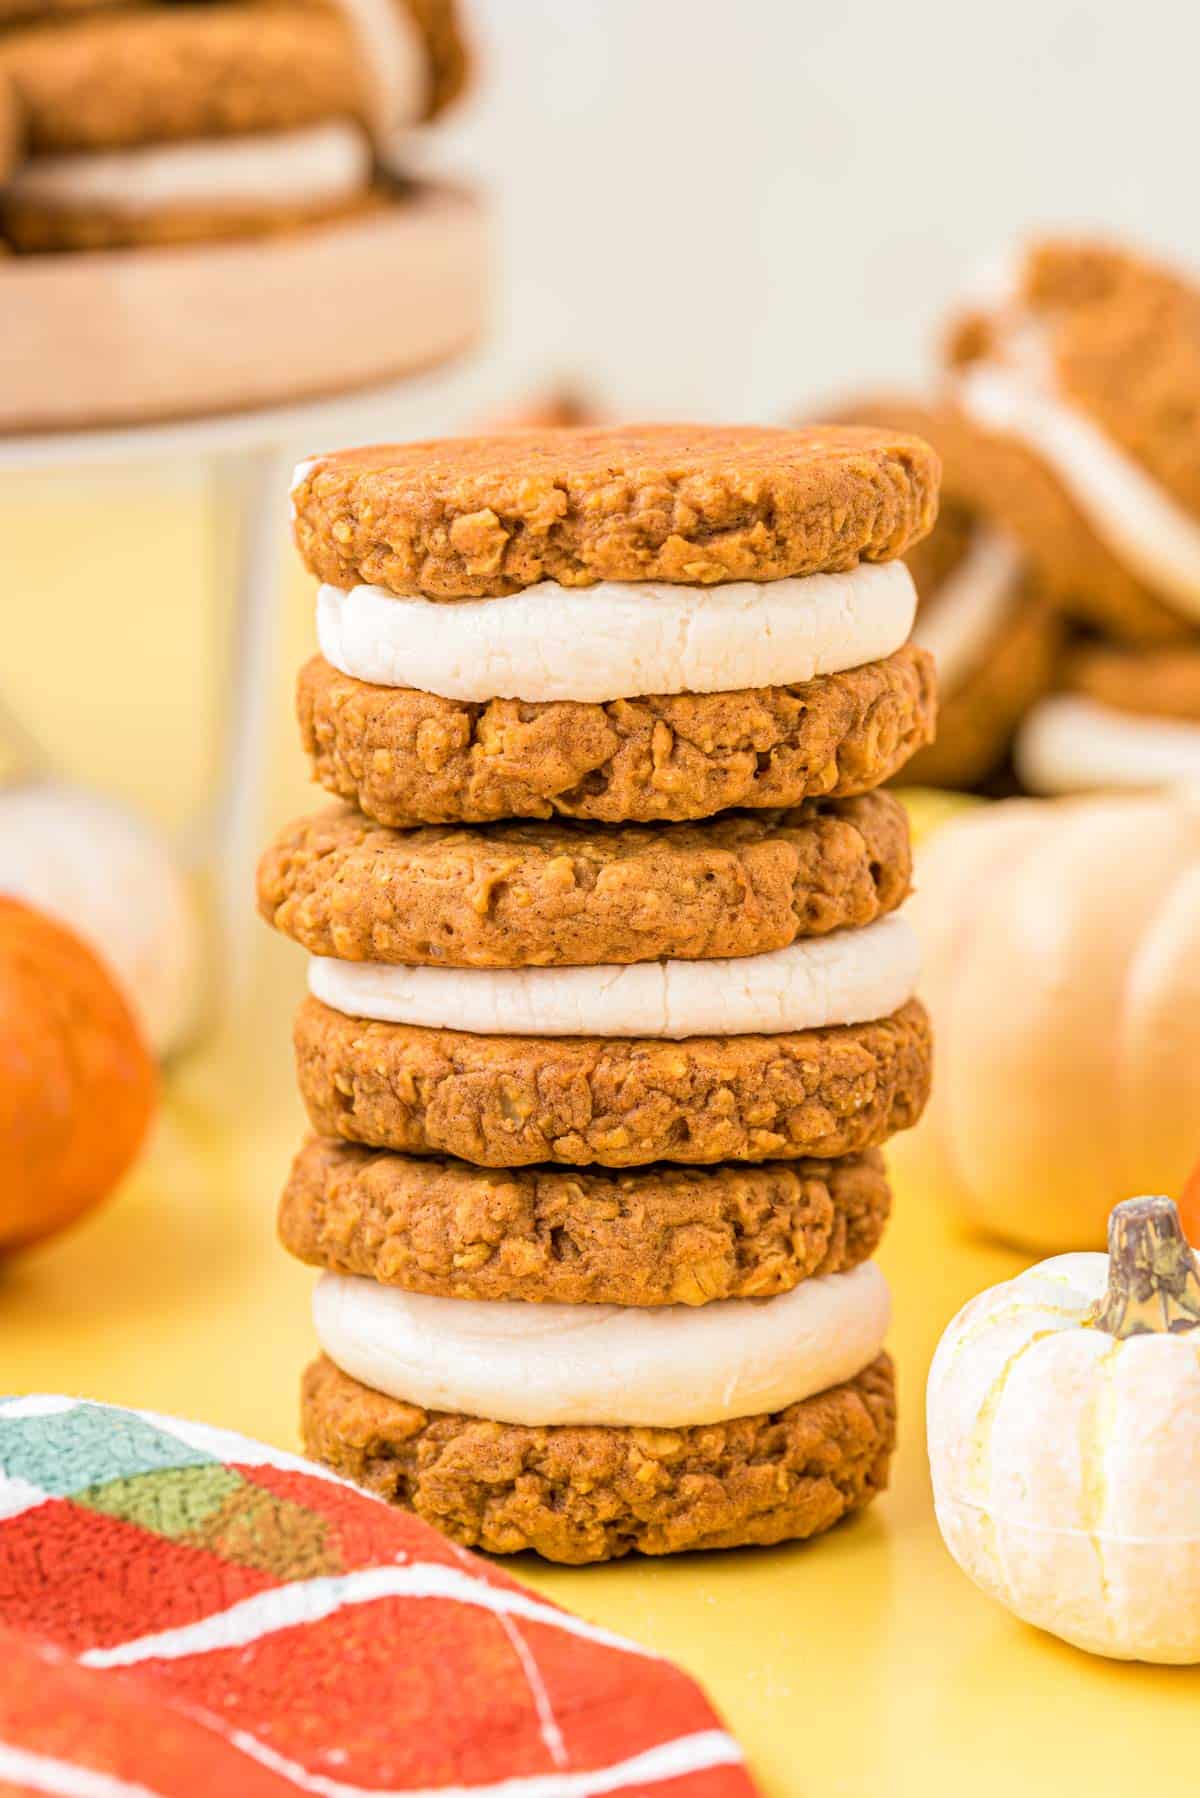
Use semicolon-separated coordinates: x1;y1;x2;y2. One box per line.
0;1394;759;1798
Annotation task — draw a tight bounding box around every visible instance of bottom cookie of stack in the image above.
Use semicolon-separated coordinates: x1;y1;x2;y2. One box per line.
303;1353;896;1565
290;1151;897;1563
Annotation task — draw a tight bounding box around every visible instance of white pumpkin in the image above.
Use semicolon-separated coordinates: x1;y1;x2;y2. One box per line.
895;790;1200;1250
0;781;201;1057
928;1196;1200;1663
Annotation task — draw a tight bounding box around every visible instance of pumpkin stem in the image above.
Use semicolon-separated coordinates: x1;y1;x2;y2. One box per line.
1088;1196;1200;1339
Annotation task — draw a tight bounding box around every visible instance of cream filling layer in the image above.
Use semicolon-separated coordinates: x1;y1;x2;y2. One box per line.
1015;694;1200;795
333;0;429;138
307;914;920;1039
6;123;371;214
959;357;1200;624
313;1260;891;1427
314;560;918;703
912;526;1023;694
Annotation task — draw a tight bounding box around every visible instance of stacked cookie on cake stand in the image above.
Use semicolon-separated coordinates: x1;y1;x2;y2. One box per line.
259;424;939;1563
0;0;478;430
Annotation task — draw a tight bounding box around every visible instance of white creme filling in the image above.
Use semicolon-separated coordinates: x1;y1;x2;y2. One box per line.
1015;694;1200;795
333;0;429;138
308;913;920;1039
6;122;371;214
911;526;1023;694
959;351;1200;624
314;559;918;703
313;1260;891;1427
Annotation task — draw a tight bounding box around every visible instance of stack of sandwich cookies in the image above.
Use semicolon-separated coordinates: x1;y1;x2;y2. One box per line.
264;424;939;1563
947;239;1200;794
825;398;1061;790
0;0;464;250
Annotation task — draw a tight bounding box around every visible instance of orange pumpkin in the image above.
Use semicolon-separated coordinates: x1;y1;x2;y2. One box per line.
1180;1159;1200;1248
0;897;157;1252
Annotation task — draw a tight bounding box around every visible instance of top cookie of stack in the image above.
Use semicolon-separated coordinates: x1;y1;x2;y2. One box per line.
292;424;939;825
0;0;466;251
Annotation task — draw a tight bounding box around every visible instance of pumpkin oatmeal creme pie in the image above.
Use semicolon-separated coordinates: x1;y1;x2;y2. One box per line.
291;1145;898;1557
0;0;465;250
948;240;1200;794
826;397;1061;790
266;422;935;1560
291;423;938;824
258;794;930;1168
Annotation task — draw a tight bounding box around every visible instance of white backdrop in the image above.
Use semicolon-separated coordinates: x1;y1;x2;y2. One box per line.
433;0;1200;421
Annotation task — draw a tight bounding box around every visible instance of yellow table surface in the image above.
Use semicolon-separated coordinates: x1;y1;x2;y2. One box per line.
4;474;1198;1796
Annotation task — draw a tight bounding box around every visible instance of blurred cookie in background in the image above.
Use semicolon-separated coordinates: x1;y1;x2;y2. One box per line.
291;0;468;131
947;237;1200;647
824;397;1061;791
949;237;1200;794
0;0;467;250
1016;644;1200;795
0;0;122;22
476;381;609;433
0;65;20;192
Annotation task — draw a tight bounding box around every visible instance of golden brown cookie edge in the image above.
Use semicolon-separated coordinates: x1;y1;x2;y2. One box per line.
1062;641;1200;722
295;643;937;827
301;1350;897;1562
279;1137;892;1304
291;422;941;598
292;995;933;1166
2;7;368;154
257;788;913;968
